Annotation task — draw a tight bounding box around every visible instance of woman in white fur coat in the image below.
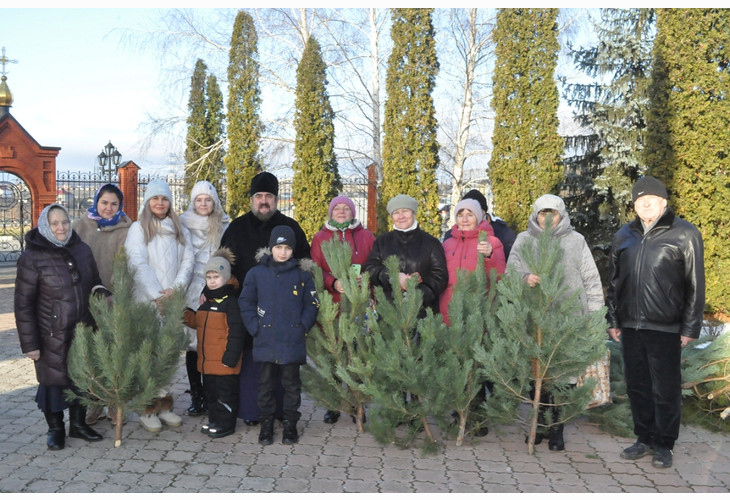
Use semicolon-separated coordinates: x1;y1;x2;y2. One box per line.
125;179;195;433
179;180;230;417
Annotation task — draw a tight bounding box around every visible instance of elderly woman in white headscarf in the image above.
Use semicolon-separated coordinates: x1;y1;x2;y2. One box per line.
179;180;230;417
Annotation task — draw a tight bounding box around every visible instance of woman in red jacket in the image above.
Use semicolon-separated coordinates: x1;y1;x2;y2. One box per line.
440;198;506;326
310;195;375;424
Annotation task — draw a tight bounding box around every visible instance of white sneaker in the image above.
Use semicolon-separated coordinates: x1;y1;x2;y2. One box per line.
158;410;182;428
140;413;162;433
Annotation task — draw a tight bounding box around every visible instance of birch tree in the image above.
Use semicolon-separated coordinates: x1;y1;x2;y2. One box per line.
436;9;496;223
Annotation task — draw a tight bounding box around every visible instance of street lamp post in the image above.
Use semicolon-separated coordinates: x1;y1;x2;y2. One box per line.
97;141;122;182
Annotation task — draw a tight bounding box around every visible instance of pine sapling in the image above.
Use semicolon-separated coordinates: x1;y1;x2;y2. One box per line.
482;224;608;454
301;239;374;432
681;328;730;428
67;249;188;447
360;255;439;451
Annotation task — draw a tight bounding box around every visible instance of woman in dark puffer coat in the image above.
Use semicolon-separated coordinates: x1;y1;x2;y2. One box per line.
364;194;448;318
15;203;109;450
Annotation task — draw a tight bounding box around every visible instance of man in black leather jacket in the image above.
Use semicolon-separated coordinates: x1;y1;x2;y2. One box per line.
606;176;705;469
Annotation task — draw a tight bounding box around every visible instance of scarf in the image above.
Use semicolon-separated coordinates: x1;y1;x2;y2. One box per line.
86;183;126;228
38;203;72;247
328;219;352;231
393;220;418;232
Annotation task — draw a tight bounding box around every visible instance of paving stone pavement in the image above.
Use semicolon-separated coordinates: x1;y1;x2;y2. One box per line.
1;262;728;493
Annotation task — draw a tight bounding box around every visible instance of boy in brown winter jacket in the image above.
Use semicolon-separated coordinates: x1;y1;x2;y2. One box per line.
184;248;245;438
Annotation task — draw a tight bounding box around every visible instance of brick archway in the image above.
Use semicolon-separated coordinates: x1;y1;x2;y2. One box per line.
0;112;59;226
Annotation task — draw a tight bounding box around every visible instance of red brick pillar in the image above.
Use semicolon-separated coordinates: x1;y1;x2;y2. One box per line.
118;161;140;222
367;162;378;233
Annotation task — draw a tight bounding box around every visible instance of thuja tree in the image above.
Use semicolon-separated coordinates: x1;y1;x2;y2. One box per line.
225;10;263;217
481;225;608;454
489;8;563;232
184;60;225;194
292;35;341;241
562;8;655;282
381;8;441;236
204;73;226;191
645;8;730;316
67;249;188;447
301;239;374;432
184;58;209;193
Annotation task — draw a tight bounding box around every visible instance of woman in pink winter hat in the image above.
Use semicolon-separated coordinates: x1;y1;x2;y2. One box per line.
310;195;375;425
440;198;506;326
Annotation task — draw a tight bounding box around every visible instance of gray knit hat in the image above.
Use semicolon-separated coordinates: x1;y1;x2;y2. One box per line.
204;248;234;284
386;194;418;216
454;199;484;224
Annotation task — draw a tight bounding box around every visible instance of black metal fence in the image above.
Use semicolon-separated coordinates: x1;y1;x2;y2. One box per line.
0;171;32;262
0;170;372;262
56;171;371;223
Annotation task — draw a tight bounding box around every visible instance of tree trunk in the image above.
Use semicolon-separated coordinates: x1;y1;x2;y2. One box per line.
369;8;383;186
456;411;468;447
114;406;123;448
528;323;544;455
356;404;366;433
449;8;479;223
528;369;542;456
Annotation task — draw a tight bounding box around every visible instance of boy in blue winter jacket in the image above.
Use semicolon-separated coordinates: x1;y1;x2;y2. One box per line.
239;225;319;445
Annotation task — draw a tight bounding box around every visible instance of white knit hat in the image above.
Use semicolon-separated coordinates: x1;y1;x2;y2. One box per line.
143;179;173;207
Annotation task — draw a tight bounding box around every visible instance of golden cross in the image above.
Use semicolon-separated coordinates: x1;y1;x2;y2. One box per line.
1;47;19;77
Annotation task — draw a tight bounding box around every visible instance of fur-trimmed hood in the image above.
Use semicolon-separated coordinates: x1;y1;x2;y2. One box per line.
254;246;315;273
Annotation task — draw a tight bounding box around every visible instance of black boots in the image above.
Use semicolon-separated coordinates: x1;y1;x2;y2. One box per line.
187;390;207;417
258;418;298;445
68;404;103;442
44;405;103;449
186;351;207;416
44;411;65;450
258;419;274;446
548;424;565;451
282;419;298;445
526;387;564;450
323;409;340;424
